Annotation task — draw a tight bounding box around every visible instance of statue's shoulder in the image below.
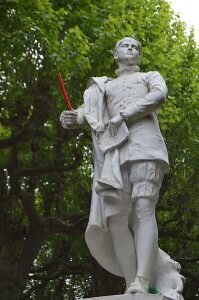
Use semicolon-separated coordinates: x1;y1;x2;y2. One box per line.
139;70;164;82
87;76;112;92
140;70;161;77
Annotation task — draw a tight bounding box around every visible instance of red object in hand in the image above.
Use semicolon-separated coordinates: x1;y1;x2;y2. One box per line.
58;72;73;110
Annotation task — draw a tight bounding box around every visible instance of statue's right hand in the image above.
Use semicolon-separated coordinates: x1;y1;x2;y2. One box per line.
60;110;79;129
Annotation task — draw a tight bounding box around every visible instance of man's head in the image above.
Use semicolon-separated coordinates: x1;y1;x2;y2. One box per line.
114;37;141;66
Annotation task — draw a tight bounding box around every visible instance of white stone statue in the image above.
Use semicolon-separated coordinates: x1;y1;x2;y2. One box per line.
60;37;184;300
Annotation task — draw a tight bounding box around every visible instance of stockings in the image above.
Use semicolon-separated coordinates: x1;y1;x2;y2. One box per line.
109;197;157;290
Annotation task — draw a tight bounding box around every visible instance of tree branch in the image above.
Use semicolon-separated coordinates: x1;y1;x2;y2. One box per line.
14;158;82;177
43;215;88;235
20;192;40;224
174;257;199;263
0;132;23;149
159;228;199;242
181;268;199;281
29;262;88;280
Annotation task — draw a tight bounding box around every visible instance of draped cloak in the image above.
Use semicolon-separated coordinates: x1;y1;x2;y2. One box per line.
80;76;184;300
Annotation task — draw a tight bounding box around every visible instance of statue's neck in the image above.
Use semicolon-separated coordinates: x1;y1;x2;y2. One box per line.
115;65;140;77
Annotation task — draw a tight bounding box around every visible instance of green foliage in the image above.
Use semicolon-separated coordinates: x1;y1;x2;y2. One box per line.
0;0;198;299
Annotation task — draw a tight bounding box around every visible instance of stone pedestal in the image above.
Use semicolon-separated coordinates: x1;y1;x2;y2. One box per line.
83;294;171;300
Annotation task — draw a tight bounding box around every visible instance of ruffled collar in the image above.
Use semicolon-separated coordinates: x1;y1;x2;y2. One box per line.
115;65;140;77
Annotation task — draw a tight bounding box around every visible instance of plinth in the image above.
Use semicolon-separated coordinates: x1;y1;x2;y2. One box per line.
83;294;171;300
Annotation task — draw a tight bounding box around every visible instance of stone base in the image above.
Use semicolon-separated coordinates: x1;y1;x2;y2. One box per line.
83;294;171;300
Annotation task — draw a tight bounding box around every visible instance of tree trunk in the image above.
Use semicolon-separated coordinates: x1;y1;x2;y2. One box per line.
0;223;46;300
90;258;125;297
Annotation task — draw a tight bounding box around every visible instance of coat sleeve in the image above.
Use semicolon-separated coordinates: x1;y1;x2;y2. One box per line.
83;83;107;131
66;76;109;128
76;104;85;126
120;71;168;120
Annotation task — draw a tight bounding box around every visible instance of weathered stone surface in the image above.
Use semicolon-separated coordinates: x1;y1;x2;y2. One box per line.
83;293;171;300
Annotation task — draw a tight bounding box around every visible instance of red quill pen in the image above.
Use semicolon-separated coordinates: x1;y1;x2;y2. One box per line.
58;72;73;110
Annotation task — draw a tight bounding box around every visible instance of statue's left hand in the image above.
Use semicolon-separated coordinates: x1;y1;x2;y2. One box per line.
105;115;123;137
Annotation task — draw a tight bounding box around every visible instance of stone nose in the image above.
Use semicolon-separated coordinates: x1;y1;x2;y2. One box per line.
127;45;133;50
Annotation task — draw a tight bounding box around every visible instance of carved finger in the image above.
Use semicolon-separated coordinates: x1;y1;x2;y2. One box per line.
112;124;116;137
110;122;114;137
114;124;118;136
63;116;77;122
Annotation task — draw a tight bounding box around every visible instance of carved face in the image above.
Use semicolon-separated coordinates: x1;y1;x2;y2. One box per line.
114;37;140;66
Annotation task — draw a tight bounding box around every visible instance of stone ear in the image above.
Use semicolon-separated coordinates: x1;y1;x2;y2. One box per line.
114;53;118;59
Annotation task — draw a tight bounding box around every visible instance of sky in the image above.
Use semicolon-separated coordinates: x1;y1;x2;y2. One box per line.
168;0;199;43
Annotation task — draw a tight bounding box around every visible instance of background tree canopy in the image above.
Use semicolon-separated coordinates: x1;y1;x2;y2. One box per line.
0;0;198;299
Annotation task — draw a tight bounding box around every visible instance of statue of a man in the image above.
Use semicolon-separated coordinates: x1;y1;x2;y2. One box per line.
60;37;184;299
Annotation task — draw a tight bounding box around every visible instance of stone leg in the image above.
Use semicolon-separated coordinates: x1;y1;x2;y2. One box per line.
128;161;164;294
128;198;158;293
109;214;137;290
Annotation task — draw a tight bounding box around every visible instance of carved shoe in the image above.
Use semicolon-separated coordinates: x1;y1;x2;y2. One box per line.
127;277;148;294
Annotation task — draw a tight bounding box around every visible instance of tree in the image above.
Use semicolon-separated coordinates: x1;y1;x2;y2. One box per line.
0;0;198;299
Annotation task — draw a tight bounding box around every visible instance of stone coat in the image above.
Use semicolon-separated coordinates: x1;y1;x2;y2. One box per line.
105;71;169;167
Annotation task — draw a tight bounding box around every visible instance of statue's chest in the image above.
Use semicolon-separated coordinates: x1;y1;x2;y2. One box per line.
106;74;148;102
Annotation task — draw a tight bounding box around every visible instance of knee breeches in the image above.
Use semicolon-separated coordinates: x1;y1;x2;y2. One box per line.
128;161;165;203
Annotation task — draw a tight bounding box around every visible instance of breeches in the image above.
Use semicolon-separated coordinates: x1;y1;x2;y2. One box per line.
103;160;165;231
123;160;165;203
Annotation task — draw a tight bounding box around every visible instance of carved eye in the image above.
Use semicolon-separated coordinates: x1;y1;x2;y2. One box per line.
122;44;129;48
132;45;138;50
